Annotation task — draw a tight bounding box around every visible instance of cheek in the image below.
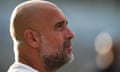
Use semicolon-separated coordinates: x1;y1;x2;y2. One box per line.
41;42;63;57
51;36;63;49
41;35;63;53
42;32;65;54
47;33;64;48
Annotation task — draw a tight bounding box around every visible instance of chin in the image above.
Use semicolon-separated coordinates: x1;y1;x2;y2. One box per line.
66;52;74;63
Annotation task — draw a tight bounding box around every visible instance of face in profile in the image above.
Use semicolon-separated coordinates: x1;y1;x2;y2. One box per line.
37;8;74;70
39;28;74;70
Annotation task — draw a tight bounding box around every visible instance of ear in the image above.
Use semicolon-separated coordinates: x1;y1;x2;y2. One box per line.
24;30;40;48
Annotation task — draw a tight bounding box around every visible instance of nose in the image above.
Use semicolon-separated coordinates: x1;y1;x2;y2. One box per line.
65;28;75;40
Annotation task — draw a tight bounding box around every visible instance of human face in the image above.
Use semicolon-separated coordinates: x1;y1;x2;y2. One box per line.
37;7;74;70
38;21;74;70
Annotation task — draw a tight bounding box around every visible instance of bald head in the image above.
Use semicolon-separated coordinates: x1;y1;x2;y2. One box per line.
9;1;74;71
10;0;63;41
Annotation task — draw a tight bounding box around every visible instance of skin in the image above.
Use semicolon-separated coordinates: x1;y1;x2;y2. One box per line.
10;0;74;72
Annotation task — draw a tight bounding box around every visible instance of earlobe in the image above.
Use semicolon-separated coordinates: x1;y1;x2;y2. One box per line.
24;30;40;48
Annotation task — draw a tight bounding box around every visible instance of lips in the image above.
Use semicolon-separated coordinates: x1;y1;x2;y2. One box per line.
65;45;71;49
63;40;71;49
63;40;72;53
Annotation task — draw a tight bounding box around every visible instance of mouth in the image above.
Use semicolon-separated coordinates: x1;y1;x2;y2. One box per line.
65;45;72;52
63;40;72;52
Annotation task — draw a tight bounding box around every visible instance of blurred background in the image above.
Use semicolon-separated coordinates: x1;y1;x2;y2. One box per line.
0;0;120;72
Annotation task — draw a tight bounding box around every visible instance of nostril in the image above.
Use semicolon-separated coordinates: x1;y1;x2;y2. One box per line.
69;32;74;39
64;27;75;40
67;30;75;40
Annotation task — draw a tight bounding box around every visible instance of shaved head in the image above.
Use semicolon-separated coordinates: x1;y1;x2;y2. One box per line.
10;0;62;41
9;0;74;72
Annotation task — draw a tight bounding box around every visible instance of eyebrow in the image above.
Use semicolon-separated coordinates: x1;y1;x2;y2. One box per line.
54;20;68;27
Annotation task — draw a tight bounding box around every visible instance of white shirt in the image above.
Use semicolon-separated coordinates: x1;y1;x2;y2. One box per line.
8;62;38;72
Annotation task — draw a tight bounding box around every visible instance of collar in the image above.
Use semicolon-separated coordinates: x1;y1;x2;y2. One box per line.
12;62;39;72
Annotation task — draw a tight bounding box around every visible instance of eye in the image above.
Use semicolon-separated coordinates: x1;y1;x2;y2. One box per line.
55;23;64;31
54;20;68;31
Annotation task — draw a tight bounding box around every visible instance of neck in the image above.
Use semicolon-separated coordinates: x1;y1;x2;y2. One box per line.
16;43;45;72
19;58;57;72
19;52;46;72
16;43;57;72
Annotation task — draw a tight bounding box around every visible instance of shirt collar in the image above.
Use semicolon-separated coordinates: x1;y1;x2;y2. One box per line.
14;62;39;72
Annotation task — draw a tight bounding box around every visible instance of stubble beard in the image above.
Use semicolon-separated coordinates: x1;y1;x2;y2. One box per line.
39;33;74;71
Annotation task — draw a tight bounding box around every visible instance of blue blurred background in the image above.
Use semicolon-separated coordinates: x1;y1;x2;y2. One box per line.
0;0;120;72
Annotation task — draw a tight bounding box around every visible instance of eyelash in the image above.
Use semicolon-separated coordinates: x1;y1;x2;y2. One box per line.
55;24;65;31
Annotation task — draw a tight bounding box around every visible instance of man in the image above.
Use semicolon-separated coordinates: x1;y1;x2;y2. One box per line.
8;0;74;72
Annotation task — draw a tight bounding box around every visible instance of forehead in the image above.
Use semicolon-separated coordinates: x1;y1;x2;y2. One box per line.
50;9;66;23
23;1;67;30
39;5;67;27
